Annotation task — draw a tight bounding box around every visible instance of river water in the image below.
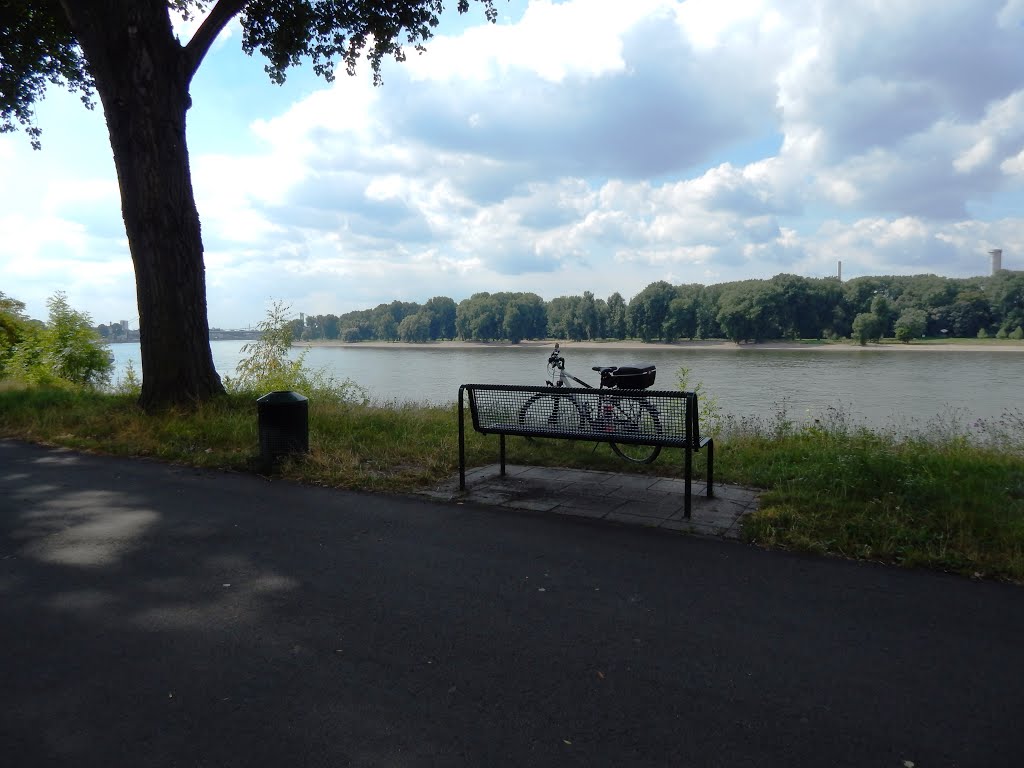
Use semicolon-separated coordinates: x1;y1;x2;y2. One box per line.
110;341;1022;431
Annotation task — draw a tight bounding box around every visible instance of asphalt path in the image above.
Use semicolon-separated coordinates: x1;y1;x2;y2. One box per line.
1;439;1022;767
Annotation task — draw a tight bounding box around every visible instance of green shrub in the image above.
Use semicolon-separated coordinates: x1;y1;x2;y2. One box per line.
676;365;723;437
6;292;112;389
112;359;142;397
224;300;367;405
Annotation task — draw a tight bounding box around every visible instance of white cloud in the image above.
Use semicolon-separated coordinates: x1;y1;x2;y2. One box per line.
955;137;996;174
4;0;1024;327
1001;148;1024;175
407;0;669;83
674;0;775;50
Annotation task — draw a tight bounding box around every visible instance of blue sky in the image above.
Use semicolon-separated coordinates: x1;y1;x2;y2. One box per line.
2;0;1024;328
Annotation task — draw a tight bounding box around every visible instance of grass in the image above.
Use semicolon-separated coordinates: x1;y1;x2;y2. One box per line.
868;336;1024;347
1;382;1022;583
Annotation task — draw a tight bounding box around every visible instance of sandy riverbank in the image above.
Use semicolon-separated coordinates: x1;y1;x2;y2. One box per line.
298;339;1024;353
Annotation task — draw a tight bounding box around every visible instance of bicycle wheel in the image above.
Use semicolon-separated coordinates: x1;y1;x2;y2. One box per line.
609;397;662;464
517;391;586;435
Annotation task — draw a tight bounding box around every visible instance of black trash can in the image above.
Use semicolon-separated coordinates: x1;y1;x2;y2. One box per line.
257;390;309;463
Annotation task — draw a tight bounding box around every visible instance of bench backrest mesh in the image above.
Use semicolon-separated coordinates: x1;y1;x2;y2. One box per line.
463;384;698;448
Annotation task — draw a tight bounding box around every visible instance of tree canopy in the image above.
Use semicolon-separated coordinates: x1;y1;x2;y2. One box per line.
286;270;1024;345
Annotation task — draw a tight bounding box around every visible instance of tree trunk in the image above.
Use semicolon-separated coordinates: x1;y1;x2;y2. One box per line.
60;0;224;409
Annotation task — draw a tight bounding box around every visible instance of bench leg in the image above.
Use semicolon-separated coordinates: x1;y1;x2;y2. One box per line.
706;439;714;497
500;434;506;477
459;387;466;491
684;445;692;519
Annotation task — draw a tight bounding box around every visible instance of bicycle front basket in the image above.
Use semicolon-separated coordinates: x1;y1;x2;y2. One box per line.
607;365;656;390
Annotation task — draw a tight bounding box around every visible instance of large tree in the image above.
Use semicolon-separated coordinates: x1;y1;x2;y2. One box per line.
1;0;496;408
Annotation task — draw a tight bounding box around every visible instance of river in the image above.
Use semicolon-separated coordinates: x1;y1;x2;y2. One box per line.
109;340;1023;432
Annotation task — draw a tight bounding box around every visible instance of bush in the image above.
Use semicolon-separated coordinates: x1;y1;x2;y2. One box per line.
676;366;723;437
112;359;142;397
224;301;367;404
1011;326;1024;341
6;292;112;389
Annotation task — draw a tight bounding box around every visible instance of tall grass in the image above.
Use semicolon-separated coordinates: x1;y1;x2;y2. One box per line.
718;403;1024;581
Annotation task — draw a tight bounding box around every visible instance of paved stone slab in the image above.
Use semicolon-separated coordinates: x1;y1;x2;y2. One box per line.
422;464;761;539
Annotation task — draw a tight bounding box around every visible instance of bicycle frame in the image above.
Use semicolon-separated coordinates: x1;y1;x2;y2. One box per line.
544;344;596;389
539;344;662;463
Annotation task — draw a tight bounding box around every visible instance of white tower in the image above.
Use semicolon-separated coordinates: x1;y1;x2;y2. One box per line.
989;249;1003;274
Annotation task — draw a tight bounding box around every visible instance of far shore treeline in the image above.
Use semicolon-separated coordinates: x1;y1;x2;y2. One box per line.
289;271;1024;345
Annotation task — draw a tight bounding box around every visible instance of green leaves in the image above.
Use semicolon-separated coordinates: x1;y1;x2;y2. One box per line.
0;0;94;149
226;300;367;403
238;0;497;86
3;291;112;389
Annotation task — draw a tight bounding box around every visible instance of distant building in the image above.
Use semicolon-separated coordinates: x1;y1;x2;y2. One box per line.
989;249;1003;274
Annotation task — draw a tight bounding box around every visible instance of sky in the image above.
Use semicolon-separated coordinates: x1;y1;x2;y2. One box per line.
2;0;1024;329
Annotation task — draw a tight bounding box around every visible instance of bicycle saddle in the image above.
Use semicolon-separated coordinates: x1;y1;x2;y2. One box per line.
592;365;656;375
610;365;656;376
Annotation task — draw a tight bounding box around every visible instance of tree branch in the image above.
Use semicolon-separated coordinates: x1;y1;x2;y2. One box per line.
182;0;248;82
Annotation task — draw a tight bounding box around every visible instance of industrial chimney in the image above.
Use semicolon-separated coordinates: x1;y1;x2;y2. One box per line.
989;249;1003;274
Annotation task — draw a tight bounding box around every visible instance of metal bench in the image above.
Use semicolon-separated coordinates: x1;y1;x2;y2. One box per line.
458;384;713;518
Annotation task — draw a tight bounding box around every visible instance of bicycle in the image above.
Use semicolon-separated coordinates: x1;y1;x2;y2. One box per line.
516;343;664;463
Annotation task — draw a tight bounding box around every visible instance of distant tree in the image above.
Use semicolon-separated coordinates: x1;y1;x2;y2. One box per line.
605;292;627;340
664;285;699;341
546;296;584;341
943;291;992;337
716;282;765;343
1;0;497;408
828;304;852;339
760;274;804;339
304;314;324;340
322;314;340;340
843;277;890;316
694;284;724;339
501;301;529;344
628;281;676;342
869;293;895;338
593;297;609;339
894;308;927;343
423;296;457;340
987;271;1024;333
851;312;882;346
337;307;375;341
574;291;600;340
499;293;546;342
398;311;432;342
456;293;502;341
